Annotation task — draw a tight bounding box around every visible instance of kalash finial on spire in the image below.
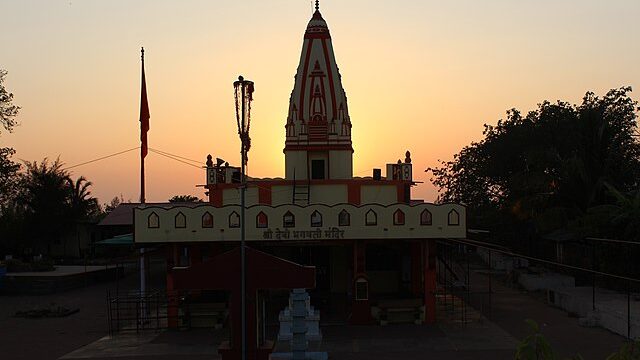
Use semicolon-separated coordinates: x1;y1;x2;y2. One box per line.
315;0;319;11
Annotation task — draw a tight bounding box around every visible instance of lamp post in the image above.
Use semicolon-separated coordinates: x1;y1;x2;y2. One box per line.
234;75;254;360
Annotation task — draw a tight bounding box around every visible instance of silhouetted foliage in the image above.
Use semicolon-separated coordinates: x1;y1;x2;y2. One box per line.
169;195;202;203
0;147;20;209
0;69;20;135
0;158;101;256
103;195;125;214
0;70;21;211
515;319;640;360
19;158;72;254
428;87;640;240
67;176;101;221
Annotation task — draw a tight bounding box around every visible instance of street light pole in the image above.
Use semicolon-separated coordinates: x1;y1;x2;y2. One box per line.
240;82;247;360
234;75;254;360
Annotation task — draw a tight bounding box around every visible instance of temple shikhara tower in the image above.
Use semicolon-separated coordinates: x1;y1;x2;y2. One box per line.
129;4;466;359
284;7;353;183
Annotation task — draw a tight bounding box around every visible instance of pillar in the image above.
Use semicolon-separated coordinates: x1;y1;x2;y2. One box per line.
350;240;372;324
166;244;180;328
423;239;436;324
410;241;423;296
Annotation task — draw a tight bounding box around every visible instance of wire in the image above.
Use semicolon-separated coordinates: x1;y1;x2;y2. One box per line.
148;147;203;165
64;147;140;171
148;149;202;169
585;237;640;247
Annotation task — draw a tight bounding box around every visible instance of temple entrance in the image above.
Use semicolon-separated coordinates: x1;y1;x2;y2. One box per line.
168;246;315;360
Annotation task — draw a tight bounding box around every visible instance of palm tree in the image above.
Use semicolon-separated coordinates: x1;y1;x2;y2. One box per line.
66;176;99;257
20;158;71;255
67;176;99;221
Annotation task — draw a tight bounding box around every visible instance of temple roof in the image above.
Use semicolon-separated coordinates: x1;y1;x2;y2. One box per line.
285;8;352;146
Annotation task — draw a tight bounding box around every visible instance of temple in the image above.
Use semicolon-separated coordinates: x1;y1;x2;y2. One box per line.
132;4;466;359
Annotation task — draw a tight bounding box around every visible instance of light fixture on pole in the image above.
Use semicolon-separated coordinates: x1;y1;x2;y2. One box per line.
234;75;254;360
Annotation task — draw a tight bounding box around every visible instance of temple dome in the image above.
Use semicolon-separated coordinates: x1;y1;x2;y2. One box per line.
306;11;329;35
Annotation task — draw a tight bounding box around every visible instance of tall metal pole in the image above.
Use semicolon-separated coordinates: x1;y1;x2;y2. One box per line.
139;47;148;322
240;79;247;360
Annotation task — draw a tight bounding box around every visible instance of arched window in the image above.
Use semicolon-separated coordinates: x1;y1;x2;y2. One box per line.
202;212;214;228
448;209;460;226
393;209;405;225
311;210;323;227
256;212;268;228
229;211;240;228
283;211;295;228
338;209;350;227
365;209;377;226
148;212;159;228
175;212;187;228
420;209;432;226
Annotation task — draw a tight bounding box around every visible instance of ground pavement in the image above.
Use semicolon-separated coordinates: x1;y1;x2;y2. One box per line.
0;266;630;360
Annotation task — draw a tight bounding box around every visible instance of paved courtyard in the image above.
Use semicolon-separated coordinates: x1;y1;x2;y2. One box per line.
0;268;629;360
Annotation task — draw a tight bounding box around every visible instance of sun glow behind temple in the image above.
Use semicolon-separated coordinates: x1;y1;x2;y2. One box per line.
1;0;639;203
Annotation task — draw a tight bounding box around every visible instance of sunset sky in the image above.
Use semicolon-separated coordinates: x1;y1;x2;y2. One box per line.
2;0;639;204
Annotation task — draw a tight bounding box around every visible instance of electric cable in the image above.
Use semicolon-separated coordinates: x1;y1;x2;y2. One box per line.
64;146;140;170
148;149;202;169
148;147;203;165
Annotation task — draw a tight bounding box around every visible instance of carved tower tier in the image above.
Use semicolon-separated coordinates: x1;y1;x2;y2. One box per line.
284;7;353;181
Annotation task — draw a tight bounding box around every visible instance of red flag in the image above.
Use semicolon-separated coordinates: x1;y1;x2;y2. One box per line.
140;48;150;159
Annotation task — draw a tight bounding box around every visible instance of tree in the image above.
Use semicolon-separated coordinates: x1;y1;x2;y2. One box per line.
0;69;21;255
19;158;72;254
67;176;100;222
103;195;124;214
169;195;202;203
0;69;20;134
0;69;21;210
15;158;101;256
0;147;20;209
428;87;640;237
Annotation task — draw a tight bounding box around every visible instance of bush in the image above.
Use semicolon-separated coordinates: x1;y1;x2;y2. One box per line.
6;259;29;272
5;258;54;272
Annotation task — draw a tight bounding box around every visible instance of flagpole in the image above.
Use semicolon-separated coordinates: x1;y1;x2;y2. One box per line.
140;47;147;205
139;47;148;318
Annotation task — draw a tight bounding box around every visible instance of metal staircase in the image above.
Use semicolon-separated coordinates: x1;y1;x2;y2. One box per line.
292;170;310;206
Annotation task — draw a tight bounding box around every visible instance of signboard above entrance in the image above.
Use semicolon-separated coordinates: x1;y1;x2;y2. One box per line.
133;203;466;244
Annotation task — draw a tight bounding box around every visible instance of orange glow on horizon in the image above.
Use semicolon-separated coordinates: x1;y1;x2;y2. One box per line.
2;0;639;204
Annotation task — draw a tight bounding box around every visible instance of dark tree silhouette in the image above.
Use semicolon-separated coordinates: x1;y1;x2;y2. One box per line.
169;195;202;203
67;176;100;221
428;87;640;237
0;70;21;209
0;69;20;134
19;158;71;254
16;158;100;254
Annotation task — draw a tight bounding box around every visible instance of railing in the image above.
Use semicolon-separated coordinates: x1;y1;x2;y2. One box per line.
107;290;166;335
437;237;640;339
107;290;229;335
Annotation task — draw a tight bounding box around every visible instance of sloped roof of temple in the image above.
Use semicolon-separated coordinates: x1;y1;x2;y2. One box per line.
285;5;352;147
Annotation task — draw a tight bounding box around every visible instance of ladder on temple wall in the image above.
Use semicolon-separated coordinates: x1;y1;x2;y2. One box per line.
292;169;310;206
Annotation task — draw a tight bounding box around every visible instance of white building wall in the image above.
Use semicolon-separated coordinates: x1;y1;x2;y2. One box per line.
271;185;294;206
361;185;397;205
285;151;308;180
223;187;259;206
329;150;352;179
309;184;347;205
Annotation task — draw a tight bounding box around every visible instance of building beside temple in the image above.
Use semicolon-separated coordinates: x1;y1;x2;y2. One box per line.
132;4;466;359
